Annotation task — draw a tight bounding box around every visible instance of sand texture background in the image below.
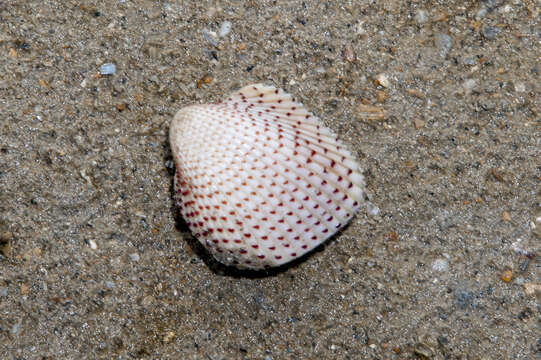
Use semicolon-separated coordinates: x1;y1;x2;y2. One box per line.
1;0;540;359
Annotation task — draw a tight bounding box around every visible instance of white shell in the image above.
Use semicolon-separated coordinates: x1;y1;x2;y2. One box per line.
170;84;365;269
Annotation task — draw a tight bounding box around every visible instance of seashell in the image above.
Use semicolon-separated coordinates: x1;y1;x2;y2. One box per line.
170;84;365;270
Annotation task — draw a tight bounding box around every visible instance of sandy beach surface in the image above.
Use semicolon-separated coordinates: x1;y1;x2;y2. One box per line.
1;1;539;358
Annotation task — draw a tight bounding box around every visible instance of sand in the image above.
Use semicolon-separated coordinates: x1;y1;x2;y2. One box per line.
0;1;539;358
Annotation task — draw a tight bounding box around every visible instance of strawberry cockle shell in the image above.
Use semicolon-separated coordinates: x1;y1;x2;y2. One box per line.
170;84;365;269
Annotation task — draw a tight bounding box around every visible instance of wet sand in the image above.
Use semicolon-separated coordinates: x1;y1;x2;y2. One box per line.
0;1;539;358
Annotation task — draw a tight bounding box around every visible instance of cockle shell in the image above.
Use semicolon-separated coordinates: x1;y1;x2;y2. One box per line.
170;84;365;269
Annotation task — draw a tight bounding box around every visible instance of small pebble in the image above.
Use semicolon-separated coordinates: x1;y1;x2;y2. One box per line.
406;88;425;99
142;295;154;307
0;231;11;257
355;21;366;35
129;252;140;262
88;239;98;250
365;202;380;216
11;322;21;335
432;258;449;272
357;104;385;121
436;210;458;230
99;63;116;75
414;342;434;358
374;73;390;88
341;44;356;62
202;75;212;84
463;57;476;66
165;160;174;170
482;25;500;40
414;119;425;129
414;9;428;24
500;270;513;283
476;7;488;20
384;231;398;241
202;29;218;46
435;33;453;58
463;79;477;94
455;289;475;309
524;283;541;296
376;90;388;103
163;331;176;343
219;21;232;37
205;7;217;18
500;4;512;13
20;284;29;295
514;82;526;92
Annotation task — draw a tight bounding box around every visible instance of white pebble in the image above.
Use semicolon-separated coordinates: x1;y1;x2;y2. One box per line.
463;79;477;94
219;21;232;37
355;21;366;35
129;253;140;262
375;73;390;88
500;4;512;13
414;9;428;24
365;202;380;216
432;258;449;272
514;82;526;92
202;29;218;46
99;63;116;75
88;239;97;250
